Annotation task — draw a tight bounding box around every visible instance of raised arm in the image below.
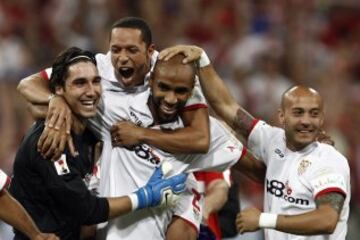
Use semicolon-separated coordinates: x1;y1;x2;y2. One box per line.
198;64;255;138
17;72;51;105
237;192;344;235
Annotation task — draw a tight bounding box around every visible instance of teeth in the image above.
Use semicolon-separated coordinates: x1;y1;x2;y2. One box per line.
82;100;95;106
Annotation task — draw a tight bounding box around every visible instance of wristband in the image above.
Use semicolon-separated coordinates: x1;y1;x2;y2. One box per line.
128;193;139;211
259;213;278;229
199;51;210;68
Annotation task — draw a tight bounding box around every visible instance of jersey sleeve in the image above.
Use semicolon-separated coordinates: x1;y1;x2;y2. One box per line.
0;169;11;192
39;68;52;80
186;118;243;172
306;154;349;199
247;120;279;165
182;78;208;111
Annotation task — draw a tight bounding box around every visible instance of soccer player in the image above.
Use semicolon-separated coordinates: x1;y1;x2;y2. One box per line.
0;169;59;240
16;17;226;240
10;47;188;240
160;47;351;239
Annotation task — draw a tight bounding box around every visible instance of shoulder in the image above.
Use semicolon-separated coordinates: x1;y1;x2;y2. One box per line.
316;143;349;171
250;120;284;141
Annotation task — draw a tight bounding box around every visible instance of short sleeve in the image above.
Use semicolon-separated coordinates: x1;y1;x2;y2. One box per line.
247;120;279;164
306;158;348;199
39;68;52;81
182;78;208;111
0;169;10;192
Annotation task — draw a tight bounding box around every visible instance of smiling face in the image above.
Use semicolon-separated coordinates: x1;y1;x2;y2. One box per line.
149;55;195;123
56;61;102;118
278;86;324;151
109;27;154;89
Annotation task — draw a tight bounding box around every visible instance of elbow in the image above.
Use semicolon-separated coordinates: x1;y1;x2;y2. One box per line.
194;133;210;154
323;219;338;234
17;79;26;95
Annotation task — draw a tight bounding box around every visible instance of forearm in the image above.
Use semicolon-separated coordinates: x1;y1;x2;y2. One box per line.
233;150;266;183
107;196;132;219
17;73;51;104
141;127;209;154
199;65;255;138
0;191;41;239
27;103;48;120
275;205;339;235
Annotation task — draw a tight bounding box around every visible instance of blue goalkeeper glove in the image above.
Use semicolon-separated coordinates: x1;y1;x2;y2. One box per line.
130;167;187;210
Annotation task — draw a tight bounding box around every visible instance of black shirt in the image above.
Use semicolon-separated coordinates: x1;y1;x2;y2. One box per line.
10;121;109;240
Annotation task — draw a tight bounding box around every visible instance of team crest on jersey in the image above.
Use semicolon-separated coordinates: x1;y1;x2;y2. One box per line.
298;159;311;175
54;154;70;175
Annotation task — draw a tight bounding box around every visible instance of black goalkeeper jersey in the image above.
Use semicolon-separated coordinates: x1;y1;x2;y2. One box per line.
10;121;109;240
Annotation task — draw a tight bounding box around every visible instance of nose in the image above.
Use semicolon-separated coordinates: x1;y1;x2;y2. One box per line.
118;50;129;63
164;91;177;106
85;83;97;97
300;113;311;126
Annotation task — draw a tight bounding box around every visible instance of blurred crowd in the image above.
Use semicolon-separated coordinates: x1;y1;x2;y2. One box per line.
0;0;359;238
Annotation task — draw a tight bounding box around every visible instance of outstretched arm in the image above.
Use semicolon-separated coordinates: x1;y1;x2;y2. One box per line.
236;192;344;235
159;47;255;139
198;64;255;138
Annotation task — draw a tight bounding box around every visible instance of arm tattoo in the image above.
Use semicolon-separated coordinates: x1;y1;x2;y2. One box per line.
315;192;345;214
233;107;255;138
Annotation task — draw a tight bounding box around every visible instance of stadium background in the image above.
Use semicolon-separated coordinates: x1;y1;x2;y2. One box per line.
0;0;359;239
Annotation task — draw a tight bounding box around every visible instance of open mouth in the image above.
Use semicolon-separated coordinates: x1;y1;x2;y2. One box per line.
161;105;177;115
81;100;97;109
119;67;135;79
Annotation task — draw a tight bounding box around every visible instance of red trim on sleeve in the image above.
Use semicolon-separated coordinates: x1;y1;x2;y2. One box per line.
194;172;224;183
239;147;247;160
315;187;346;200
39;69;49;81
246;119;260;139
181;104;208;112
172;215;199;234
0;177;11;192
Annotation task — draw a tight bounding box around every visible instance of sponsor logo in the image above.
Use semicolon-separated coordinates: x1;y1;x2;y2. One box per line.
130;111;143;126
274;148;284;158
132;144;161;165
266;179;309;206
54;154;70;175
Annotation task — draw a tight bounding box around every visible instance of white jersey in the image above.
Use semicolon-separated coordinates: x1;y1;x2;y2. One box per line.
0;169;10;192
91;89;243;240
248;120;350;240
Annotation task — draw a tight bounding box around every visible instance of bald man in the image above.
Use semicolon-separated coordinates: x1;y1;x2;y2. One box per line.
158;47;351;240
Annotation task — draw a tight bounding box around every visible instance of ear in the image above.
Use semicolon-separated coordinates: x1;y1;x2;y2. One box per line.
147;43;155;57
55;86;64;96
278;108;285;126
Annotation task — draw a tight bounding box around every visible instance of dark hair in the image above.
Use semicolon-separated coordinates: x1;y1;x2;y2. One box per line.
49;47;96;93
110;17;152;47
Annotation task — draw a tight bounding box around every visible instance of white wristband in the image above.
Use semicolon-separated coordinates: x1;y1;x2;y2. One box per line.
259;213;278;229
128;193;138;211
199;51;210;68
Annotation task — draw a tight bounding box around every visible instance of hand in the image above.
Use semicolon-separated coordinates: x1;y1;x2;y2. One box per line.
37;124;77;160
110;121;144;148
47;95;72;133
32;233;59;240
316;130;335;146
134;163;187;210
236;207;261;234
159;45;203;63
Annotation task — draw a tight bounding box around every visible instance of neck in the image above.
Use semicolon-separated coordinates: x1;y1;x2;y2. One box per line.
72;114;87;135
147;97;161;125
